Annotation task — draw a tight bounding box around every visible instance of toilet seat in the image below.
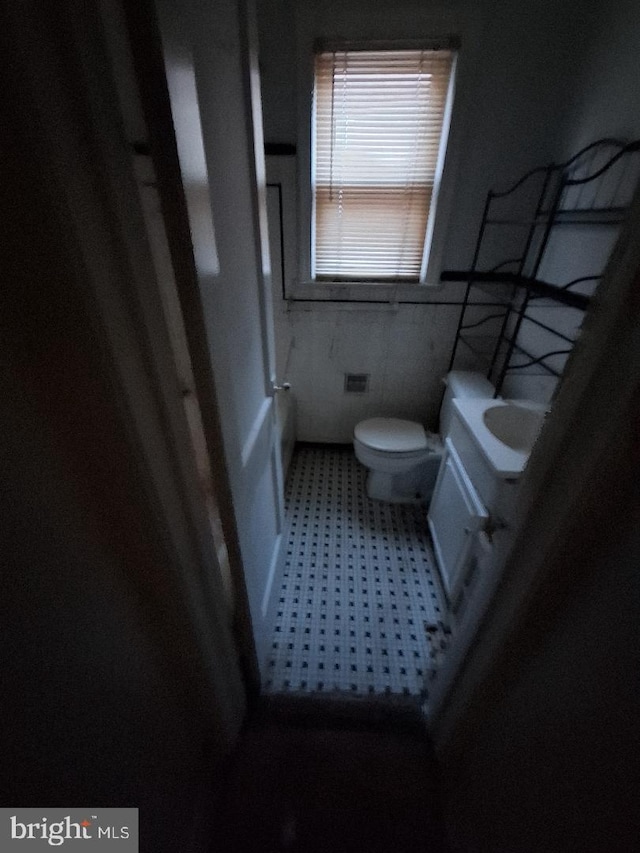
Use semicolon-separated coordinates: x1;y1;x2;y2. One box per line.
354;418;427;453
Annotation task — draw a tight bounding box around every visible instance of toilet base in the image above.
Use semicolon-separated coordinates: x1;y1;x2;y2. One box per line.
365;458;441;504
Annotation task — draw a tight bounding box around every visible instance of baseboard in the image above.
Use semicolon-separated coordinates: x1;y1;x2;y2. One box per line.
295;441;354;452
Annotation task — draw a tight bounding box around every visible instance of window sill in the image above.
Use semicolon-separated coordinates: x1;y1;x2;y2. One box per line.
288;279;447;304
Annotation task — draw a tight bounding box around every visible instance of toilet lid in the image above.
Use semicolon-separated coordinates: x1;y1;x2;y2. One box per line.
354;418;428;452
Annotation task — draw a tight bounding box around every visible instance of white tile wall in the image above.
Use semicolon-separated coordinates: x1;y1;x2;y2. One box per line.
274;303;461;443
267;165;464;444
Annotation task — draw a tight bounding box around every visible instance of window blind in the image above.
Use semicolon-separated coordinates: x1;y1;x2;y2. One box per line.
313;47;455;281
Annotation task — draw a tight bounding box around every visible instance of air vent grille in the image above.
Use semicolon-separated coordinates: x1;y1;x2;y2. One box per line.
344;373;369;393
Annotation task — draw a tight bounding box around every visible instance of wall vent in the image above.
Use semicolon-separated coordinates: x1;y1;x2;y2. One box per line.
344;373;369;393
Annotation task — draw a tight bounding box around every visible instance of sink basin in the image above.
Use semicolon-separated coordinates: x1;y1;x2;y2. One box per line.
482;404;545;452
452;398;548;478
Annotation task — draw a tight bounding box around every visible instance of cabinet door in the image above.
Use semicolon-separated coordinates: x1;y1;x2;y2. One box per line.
428;441;488;602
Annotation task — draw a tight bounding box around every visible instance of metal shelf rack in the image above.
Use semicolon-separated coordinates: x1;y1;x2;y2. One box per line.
442;138;640;397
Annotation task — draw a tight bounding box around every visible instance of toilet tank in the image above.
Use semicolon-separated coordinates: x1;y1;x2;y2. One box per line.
440;371;495;436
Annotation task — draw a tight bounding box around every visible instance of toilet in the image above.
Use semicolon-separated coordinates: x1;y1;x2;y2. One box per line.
353;371;495;503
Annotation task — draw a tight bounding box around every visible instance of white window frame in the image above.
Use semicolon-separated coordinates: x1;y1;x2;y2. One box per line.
296;38;460;297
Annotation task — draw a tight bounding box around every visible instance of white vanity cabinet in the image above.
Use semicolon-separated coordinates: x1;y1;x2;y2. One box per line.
428;439;488;603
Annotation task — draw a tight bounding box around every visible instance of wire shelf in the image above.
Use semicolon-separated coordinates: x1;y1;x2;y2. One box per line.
442;137;640;396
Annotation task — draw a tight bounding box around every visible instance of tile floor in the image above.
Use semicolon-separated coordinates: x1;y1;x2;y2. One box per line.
264;445;448;698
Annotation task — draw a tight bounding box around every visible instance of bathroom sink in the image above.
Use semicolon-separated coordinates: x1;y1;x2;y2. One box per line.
482;404;545;452
452;398;548;478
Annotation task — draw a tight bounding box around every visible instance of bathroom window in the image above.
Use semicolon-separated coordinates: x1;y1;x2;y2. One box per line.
311;43;457;283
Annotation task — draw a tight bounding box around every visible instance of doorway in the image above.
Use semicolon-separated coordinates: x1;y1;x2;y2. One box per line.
120;0;640;733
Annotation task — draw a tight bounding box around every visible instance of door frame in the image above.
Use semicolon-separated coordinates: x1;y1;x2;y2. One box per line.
7;0;250;742
88;0;640;747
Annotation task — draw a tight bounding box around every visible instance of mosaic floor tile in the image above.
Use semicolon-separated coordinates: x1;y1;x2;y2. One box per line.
264;445;447;698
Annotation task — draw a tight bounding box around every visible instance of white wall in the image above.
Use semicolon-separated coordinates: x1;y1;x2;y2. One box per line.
258;0;606;441
560;0;640;160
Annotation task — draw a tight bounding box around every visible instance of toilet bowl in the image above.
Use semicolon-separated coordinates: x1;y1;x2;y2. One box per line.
353;371;495;503
353;419;442;503
353;420;435;473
